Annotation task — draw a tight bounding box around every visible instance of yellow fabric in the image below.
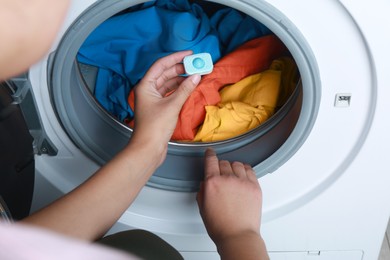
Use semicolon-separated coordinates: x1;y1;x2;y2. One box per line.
194;57;298;142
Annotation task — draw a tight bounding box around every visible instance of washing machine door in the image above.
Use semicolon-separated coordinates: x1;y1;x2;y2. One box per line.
30;0;318;228
47;0;314;192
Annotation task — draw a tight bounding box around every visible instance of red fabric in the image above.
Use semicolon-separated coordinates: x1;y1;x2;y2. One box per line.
127;35;288;140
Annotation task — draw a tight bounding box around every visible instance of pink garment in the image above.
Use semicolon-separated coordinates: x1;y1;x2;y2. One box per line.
0;222;137;260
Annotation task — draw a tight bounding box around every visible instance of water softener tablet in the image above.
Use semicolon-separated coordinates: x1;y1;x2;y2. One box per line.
183;53;214;75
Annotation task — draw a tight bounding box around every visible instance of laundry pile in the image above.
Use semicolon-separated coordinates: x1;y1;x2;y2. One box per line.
193;56;298;142
77;0;298;142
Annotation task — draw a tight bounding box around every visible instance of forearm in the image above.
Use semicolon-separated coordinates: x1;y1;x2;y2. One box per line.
0;0;69;80
21;50;199;240
22;139;164;240
216;232;269;260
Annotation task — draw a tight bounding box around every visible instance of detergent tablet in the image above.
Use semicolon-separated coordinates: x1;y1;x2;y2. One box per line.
183;53;213;75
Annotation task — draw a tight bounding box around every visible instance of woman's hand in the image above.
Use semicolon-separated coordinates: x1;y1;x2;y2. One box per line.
197;148;262;241
197;149;269;260
130;51;201;165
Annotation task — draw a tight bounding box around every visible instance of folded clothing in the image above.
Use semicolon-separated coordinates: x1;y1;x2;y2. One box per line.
77;0;271;121
193;57;298;142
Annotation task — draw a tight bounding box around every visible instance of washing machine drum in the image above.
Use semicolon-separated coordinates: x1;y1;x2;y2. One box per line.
49;0;319;192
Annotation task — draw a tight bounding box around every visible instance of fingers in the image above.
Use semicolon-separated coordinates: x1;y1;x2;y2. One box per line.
203;149;257;180
245;164;258;183
157;76;186;96
221;161;254;179
219;160;234;175
141;51;200;102
169;74;201;107
204;148;220;179
143;51;192;83
155;63;185;92
231;161;247;178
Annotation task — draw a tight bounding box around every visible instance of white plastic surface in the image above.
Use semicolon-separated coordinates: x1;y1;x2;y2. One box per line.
181;250;363;260
183;53;213;75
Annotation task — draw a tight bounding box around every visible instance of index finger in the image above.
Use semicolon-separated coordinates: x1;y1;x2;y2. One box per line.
143;51;193;82
204;148;220;179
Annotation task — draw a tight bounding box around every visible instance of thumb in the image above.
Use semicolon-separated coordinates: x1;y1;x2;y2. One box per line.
171;74;201;107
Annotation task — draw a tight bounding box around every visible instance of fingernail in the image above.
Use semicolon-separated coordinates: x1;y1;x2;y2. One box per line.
191;74;201;85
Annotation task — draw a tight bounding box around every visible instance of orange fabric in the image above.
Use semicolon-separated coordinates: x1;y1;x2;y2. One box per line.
127;35;288;140
126;91;135;129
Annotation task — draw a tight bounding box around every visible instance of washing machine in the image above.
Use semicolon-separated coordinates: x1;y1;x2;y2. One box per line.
8;0;390;259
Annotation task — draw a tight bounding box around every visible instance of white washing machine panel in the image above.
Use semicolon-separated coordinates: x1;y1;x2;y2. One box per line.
28;0;390;259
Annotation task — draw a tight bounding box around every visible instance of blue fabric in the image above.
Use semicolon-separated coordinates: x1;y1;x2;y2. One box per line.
209;8;271;53
77;0;271;121
94;69;134;119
